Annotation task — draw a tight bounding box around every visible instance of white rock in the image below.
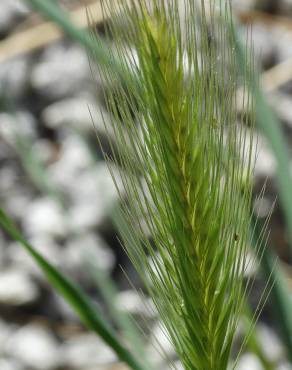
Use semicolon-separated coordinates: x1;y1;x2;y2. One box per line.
0;359;23;370
61;333;116;368
0;168;18;193
41;94;111;134
147;323;175;365
0;57;30;99
0;320;12;351
0;167;33;221
277;363;292;370
23;197;67;238
0;111;36;146
5;325;60;370
257;324;284;363
254;134;276;178
236;353;264;370
173;360;184;370
0;166;17;196
31;43;93;99
269;92;292;127
232;0;257;11
274;28;292;63
116;290;156;318
47;135;92;192
50;292;78;322
0;0;29;33
234;127;275;179
8;235;62;280
251;24;276;69
64;232;115;274
4;188;33;220
31;139;57;165
67;164;121;231
0;268;39;306
68;200;105;231
253;196;274;218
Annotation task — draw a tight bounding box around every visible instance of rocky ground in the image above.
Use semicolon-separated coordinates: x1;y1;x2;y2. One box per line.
1;1;292;370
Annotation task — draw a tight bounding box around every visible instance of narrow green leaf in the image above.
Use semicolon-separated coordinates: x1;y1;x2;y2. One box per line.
85;252;148;362
232;19;292;257
260;241;292;361
25;0;122;76
243;302;275;370
0;208;147;370
231;19;292;360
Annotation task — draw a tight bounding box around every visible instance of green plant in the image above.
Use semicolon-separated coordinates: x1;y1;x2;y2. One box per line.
0;208;149;370
96;1;258;369
24;0;292;360
3;0;291;369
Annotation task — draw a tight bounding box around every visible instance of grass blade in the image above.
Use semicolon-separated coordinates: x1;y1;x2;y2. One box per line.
25;0;122;75
85;253;149;362
255;95;292;256
232;19;292;359
260;245;292;361
251;215;292;362
232;20;292;256
0;207;147;370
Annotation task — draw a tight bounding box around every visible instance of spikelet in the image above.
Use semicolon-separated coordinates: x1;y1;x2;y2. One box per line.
95;1;255;369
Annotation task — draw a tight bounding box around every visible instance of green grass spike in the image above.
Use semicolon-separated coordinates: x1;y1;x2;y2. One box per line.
95;1;256;369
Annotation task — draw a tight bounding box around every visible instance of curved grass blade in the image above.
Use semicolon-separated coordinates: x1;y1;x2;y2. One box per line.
25;0;123;76
253;217;292;362
84;252;149;362
229;18;292;360
231;19;292;257
0;207;148;370
243;302;274;370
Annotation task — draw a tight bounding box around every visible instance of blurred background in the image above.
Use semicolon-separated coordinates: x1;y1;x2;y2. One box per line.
1;0;292;370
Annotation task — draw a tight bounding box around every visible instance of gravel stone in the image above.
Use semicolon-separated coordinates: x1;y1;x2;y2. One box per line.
0;320;12;351
236;353;264;370
0;0;29;35
251;24;277;69
269;92;292;127
275;29;292;63
0;111;37;146
67;163;121;231
147;323;175;365
231;0;258;11
31;139;57;165
0;268;39;306
5;325;60;370
41;94;111;134
22;197;67;238
7;235;62;280
64;233;115;273
0;57;31;100
0;359;23;370
257;324;284;363
277;363;292;370
31;43;93;100
47;135;92;192
61;333;116;368
254;134;276;178
3;187;33;220
116;290;156;319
